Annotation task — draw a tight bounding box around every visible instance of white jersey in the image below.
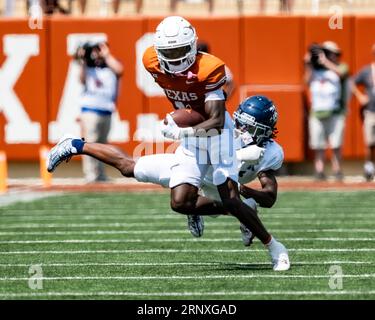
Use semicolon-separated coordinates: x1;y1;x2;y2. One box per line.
199;139;284;202
237;140;284;184
80;66;119;113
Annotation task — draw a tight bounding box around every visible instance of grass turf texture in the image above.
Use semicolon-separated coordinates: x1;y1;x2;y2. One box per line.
0;191;374;300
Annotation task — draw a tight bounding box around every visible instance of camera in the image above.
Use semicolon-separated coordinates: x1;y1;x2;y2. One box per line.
75;41;102;67
308;43;327;70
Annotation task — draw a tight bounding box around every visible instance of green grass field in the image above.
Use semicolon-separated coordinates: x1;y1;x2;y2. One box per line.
0;190;374;300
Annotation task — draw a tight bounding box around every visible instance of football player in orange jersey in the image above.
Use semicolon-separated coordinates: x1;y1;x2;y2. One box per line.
142;16;287;268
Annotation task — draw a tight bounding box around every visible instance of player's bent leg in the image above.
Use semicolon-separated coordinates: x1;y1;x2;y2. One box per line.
217;178;290;271
217;178;271;243
200;182;254;245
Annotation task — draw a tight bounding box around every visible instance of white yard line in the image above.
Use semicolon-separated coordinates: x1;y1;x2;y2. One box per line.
1;248;375;255
1;290;375;298
0;261;372;267
0;228;373;236
1;237;375;244
1;274;375;281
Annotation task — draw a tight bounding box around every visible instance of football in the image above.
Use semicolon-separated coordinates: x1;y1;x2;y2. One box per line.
164;108;206;128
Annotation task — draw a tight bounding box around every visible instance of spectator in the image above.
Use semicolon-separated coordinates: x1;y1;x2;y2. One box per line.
352;43;375;181
41;0;70;14
76;0;142;15
4;0;15;16
304;41;349;181
75;41;124;183
197;41;236;98
77;0;87;14
171;0;213;14
259;0;294;14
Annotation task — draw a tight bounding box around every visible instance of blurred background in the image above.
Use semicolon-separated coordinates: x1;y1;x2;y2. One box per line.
1;0;375;187
2;0;375;16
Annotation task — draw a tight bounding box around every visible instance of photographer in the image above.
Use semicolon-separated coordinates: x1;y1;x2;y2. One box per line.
304;41;349;181
352;43;375;181
75;41;123;183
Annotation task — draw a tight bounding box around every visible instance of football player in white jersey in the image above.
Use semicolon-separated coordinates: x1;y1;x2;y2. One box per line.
199;95;284;246
47;95;290;271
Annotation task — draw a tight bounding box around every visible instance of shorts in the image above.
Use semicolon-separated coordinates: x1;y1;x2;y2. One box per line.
133;153;176;188
169;112;238;188
363;110;375;147
309;114;345;150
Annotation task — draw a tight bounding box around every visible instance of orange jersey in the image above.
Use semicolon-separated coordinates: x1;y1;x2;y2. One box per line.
143;46;227;119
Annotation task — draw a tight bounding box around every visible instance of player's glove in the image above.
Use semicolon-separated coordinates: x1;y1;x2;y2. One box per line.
161;114;195;140
236;144;265;164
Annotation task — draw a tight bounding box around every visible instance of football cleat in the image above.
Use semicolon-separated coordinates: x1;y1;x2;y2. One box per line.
187;215;204;237
364;161;375;182
240;223;255;247
47;134;82;173
267;238;290;271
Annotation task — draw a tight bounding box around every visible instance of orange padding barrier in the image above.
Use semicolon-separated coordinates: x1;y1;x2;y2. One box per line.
0;16;372;162
0;151;7;193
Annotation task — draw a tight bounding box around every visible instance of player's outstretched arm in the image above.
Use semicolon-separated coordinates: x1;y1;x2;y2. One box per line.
240;170;278;208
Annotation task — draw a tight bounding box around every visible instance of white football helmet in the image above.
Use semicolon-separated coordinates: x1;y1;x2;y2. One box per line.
154;16;197;74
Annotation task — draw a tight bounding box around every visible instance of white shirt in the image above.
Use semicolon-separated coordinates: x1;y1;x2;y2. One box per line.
310;69;341;112
80;66;119;113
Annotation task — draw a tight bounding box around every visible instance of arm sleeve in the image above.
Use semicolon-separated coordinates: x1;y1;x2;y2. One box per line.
142;46;158;74
256;143;284;173
204;89;225;102
204;65;227;92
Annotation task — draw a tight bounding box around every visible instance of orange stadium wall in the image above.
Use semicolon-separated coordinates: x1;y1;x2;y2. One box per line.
0;16;372;162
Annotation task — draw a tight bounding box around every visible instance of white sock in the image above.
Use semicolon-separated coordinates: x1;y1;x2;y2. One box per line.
265;236;277;249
